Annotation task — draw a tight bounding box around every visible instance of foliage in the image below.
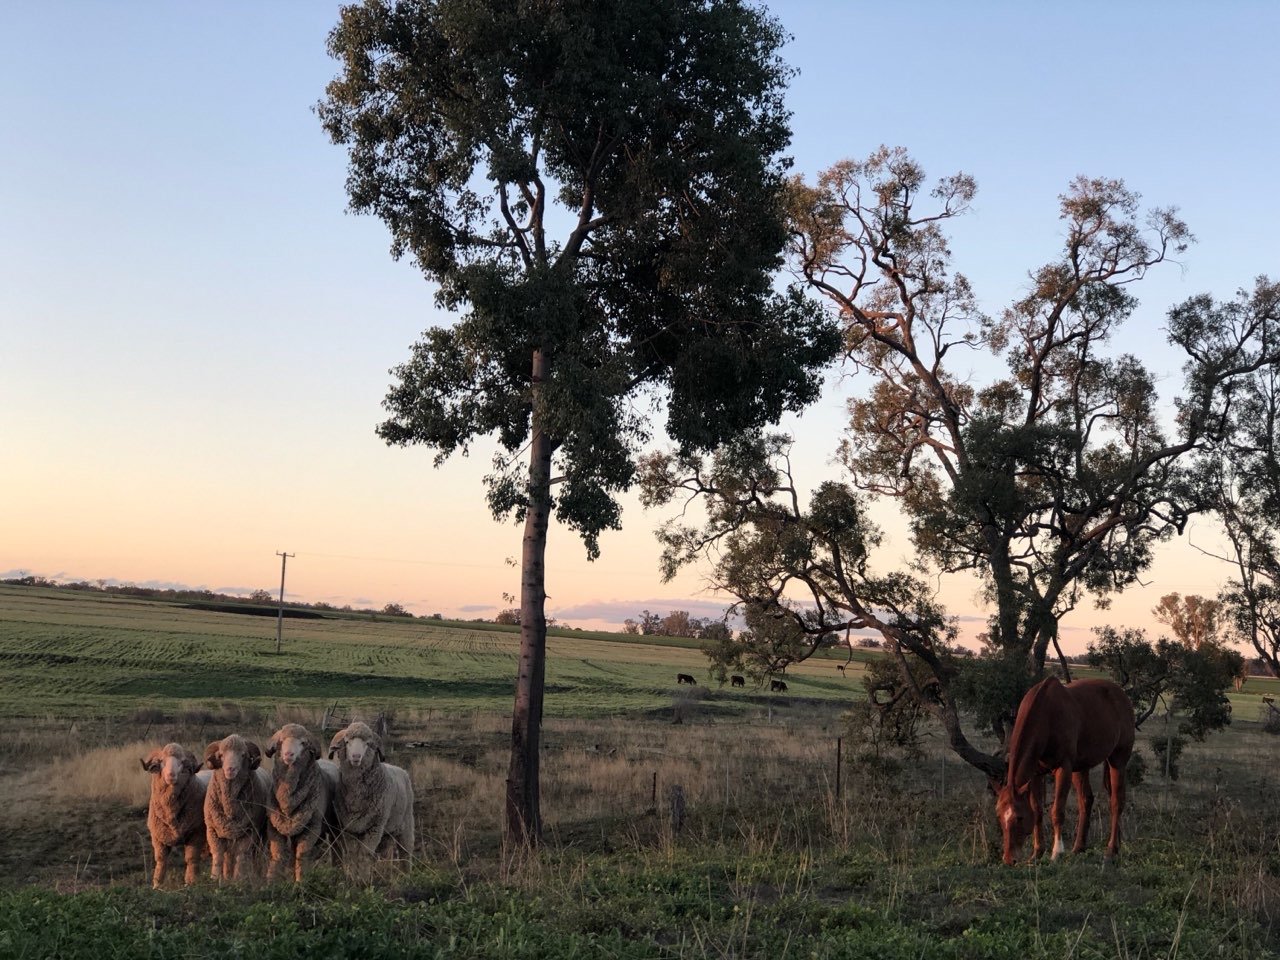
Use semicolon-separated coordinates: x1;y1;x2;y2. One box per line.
1086;625;1242;739
248;589;273;604
1202;292;1280;679
1125;749;1147;788
844;656;934;768
494;608;521;626
319;0;837;556
382;602;411;617
1149;734;1186;781
642;147;1280;777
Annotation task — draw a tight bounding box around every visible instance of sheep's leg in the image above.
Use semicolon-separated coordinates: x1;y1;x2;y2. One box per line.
266;827;289;883
294;825;324;882
207;831;224;882
151;840;169;889
231;838;253;882
182;840;202;886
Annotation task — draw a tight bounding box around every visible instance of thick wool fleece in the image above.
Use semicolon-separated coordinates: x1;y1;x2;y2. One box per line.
264;724;339;882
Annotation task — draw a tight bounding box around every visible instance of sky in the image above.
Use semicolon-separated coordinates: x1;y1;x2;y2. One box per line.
2;2;1277;651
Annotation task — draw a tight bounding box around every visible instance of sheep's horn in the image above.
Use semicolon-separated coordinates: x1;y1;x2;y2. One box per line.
203;741;222;769
327;729;347;759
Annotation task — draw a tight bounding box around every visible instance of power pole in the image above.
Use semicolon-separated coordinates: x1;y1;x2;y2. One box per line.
275;551;294;654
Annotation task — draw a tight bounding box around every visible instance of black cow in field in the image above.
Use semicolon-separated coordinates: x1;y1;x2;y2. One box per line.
770;679;788;693
730;675;745;688
676;673;697;685
836;663;846;674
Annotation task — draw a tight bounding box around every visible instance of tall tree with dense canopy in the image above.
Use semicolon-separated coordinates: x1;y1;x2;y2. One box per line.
641;148;1280;777
319;0;838;843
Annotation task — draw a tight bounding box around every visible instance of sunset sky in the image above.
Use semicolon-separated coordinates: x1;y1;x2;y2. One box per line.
3;2;1277;651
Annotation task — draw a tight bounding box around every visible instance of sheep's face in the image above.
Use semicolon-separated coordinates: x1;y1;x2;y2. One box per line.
329;722;383;770
267;724;319;770
141;744;198;787
204;736;261;782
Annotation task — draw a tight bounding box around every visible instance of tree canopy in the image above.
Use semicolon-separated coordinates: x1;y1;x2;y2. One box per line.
641;148;1280;777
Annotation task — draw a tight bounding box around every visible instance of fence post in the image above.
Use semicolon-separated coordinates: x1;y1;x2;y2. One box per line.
835;736;842;802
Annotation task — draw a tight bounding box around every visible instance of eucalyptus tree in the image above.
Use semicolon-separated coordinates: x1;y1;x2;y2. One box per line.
1202;292;1280;678
318;0;838;843
642;148;1279;777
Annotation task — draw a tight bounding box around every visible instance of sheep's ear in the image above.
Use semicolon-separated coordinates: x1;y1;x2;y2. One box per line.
203;741;222;769
328;729;347;759
245;741;262;770
303;732;322;761
141;755;161;773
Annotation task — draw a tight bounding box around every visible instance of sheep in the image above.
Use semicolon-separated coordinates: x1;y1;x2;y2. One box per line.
263;723;339;882
327;720;414;865
203;734;271;881
140;743;213;888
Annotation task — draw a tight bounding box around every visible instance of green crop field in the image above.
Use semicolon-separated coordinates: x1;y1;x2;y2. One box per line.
1;584;1279;958
0;585;872;721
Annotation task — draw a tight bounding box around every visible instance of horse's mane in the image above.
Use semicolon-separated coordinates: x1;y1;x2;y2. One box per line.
1005;676;1062;789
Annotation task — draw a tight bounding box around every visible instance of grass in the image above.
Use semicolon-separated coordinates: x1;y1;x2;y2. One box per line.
2;584;1279;957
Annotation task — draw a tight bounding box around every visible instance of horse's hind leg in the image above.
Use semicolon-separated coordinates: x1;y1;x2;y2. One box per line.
1071;770;1093;854
1104;759;1126;862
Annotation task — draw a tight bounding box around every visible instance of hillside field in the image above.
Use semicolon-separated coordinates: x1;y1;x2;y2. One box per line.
1;584;1279;958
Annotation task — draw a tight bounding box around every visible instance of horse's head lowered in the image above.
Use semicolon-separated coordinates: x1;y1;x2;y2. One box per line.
993;782;1034;866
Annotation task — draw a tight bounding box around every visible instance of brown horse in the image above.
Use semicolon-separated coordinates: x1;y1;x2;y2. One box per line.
993;676;1134;865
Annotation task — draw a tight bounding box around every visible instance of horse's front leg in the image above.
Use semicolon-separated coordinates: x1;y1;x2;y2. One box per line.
1050;766;1072;861
1028;774;1045;861
1071;770;1094;854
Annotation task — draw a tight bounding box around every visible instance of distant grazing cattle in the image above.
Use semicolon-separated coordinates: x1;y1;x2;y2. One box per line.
676;673;697;685
730;675;745;688
836;664;846;674
770;679;788;693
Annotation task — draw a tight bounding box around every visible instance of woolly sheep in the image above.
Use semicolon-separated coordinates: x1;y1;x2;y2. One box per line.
263;723;339;882
140;743;213;888
327;721;414;864
203;734;271;881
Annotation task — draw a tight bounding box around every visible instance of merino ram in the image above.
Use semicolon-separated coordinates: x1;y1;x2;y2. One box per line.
203;734;271;881
140;743;213;888
327;721;414;864
264;723;339;881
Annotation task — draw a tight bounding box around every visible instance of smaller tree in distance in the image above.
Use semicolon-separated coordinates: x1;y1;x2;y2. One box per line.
1087;625;1241;779
1151;593;1221;650
248;589;273;604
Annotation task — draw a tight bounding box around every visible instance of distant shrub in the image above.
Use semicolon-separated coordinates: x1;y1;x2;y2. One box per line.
1124;751;1147;788
1263;707;1280;736
1150;735;1186;781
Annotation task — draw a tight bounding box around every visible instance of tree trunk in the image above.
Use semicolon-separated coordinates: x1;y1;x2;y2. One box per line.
505;347;553;847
